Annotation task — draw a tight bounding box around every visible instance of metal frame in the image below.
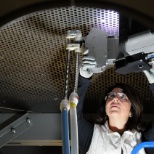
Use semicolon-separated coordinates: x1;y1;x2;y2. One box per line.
0;113;153;147
0;113;32;148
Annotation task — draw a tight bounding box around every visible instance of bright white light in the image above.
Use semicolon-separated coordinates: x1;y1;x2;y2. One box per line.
96;10;119;37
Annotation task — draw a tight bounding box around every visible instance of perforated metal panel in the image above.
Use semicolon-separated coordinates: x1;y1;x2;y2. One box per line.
0;6;152;113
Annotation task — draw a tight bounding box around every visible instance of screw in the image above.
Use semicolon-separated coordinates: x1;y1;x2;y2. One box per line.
11;128;16;134
26;118;31;124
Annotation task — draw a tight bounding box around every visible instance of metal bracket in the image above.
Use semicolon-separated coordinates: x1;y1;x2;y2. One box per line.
0;113;32;148
85;28;108;67
114;52;151;74
85;28;119;73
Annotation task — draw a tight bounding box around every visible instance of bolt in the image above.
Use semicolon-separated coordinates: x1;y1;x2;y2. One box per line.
26;118;31;124
11;128;16;134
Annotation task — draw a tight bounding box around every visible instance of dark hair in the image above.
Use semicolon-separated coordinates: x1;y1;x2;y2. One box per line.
96;83;144;131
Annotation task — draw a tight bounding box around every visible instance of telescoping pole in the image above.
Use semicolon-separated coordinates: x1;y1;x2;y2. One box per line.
60;30;82;154
69;51;79;154
67;30;82;154
60;48;71;154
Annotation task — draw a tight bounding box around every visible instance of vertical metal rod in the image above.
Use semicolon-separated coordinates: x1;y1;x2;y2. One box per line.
64;49;71;99
74;52;79;93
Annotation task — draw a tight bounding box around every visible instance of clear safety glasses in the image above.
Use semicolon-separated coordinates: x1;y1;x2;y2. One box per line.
105;92;129;101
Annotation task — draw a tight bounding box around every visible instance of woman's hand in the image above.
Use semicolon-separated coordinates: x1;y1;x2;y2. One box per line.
80;49;97;78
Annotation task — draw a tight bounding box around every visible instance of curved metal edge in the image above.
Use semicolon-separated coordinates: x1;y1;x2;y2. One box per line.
0;0;154;29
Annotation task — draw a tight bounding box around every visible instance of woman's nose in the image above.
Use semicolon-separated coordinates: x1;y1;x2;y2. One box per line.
113;96;119;102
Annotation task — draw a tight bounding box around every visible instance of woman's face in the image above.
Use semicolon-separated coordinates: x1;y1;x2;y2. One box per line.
105;88;131;120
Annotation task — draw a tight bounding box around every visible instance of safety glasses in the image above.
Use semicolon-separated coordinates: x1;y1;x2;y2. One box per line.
105;92;129;101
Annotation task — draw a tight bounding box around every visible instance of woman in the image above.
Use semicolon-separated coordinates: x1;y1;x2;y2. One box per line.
77;53;154;154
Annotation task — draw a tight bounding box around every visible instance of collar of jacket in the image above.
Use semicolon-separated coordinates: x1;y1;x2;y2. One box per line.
104;121;137;135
